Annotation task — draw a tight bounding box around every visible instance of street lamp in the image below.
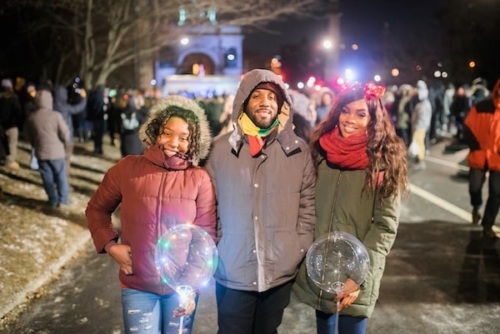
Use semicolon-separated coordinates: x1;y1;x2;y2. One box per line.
320;38;335;85
322;39;333;50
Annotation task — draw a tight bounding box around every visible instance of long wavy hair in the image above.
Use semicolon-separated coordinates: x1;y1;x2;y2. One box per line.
310;84;409;199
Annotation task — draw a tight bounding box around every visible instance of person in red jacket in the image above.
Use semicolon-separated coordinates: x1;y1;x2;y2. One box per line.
464;79;500;238
86;95;216;333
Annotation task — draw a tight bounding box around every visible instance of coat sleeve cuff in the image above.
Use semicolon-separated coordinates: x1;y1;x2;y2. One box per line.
104;240;118;254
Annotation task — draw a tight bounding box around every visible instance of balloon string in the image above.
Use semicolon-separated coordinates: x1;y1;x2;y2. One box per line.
335;300;340;334
179;315;184;334
320;233;334;288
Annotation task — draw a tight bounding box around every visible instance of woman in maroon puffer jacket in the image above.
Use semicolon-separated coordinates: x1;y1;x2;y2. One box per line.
86;95;216;334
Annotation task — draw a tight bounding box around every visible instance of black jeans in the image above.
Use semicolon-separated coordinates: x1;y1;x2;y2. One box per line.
469;168;500;228
215;280;293;334
92;119;106;154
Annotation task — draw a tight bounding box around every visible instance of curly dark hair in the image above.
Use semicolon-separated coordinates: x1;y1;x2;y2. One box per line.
143;105;202;158
310;84;409;199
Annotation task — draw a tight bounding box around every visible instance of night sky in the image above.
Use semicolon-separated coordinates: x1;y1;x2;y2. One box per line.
1;1;497;88
245;0;443;57
244;0;448;84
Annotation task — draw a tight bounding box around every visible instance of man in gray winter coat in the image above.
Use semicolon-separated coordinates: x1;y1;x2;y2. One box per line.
25;89;70;208
205;69;316;334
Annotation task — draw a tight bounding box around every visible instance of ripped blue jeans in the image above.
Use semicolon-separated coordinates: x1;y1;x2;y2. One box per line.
121;288;197;334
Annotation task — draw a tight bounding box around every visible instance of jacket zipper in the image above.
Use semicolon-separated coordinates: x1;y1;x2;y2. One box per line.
316;169;342;309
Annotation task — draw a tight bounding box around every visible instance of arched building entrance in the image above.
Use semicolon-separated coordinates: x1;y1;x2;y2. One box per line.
155;25;243;97
177;53;215;75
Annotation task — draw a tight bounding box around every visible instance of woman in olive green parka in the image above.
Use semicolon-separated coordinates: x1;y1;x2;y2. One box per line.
293;83;409;334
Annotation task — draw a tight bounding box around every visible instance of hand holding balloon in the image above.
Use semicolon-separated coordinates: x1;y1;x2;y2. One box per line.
173;288;196;317
335;278;360;311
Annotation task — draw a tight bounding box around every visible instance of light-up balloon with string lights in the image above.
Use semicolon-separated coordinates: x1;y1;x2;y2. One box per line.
306;231;370;334
155;223;218;334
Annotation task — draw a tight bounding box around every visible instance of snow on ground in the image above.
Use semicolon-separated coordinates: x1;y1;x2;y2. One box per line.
0;140;119;328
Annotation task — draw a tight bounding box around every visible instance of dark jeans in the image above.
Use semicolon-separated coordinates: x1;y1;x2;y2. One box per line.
92;119;106;154
38;159;69;206
469;168;500;228
0;133;8;162
215;280;293;334
316;310;368;334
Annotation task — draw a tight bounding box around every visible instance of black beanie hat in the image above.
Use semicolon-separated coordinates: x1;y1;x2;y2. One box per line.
247;82;285;111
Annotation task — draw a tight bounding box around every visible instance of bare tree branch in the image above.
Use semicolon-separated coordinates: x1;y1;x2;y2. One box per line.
4;0;319;88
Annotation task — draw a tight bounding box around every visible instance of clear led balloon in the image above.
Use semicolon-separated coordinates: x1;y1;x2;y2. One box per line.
155;224;218;333
155;224;218;291
306;231;370;295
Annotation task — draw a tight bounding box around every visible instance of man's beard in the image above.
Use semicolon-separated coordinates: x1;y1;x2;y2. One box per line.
247;112;278;129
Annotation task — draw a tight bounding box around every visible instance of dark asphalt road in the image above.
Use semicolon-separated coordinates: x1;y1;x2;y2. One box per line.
3;140;500;334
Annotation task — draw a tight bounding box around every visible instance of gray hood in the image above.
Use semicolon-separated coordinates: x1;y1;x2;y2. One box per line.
229;69;295;151
417;80;429;100
232;69;292;121
35;90;53;110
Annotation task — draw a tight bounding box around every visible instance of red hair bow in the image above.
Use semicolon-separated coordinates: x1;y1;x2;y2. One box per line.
364;83;386;99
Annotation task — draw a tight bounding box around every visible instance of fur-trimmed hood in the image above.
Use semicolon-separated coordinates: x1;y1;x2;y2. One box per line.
139;95;211;165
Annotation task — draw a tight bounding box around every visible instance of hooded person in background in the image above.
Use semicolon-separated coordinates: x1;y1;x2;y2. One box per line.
119;93;147;157
410;80;432;170
442;83;456;135
53;85;87;175
468;77;490;105
86;95;216;334
86;85;109;155
464;79;500;238
289;89;316;143
0;78;22;169
205;69;316;334
24;89;70;208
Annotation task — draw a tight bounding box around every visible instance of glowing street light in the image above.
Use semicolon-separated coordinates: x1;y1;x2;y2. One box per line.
180;37;189;45
345;68;355;81
322;39;333;50
306;76;316;88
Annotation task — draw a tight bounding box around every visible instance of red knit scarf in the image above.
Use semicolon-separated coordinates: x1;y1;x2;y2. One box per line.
319;127;369;170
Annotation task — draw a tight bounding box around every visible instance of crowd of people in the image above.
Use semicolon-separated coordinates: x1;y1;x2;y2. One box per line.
1;70;499;333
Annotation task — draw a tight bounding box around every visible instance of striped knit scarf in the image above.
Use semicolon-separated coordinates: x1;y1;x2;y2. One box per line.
238;113;280;156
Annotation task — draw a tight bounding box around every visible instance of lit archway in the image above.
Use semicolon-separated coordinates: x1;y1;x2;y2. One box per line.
178;53;215;75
